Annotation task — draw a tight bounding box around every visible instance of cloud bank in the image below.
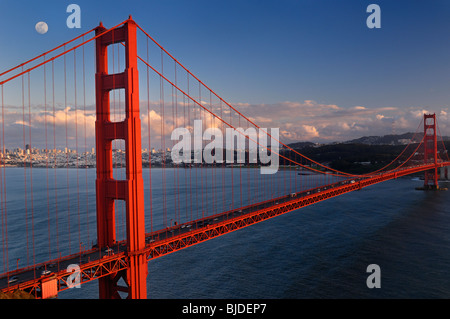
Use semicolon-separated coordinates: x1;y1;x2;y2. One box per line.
233;100;449;143
1;99;448;150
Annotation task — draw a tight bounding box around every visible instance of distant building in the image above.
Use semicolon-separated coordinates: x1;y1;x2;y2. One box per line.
398;139;411;145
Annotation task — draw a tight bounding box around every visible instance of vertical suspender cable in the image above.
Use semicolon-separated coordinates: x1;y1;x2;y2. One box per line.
64;46;71;255
220;99;225;214
52;60;59;256
160;49;167;227
27;72;36;273
1;84;8;273
183;94;188;220
187;75;193;221
194;80;199;219
199;83;204;219
230;105;234;210
44;56;51;260
211;91;216;214
174;62;180;224
74;49;81;253
21;68;29;266
82;36;90;247
171;84;177;224
146;37;153;232
239;115;242;208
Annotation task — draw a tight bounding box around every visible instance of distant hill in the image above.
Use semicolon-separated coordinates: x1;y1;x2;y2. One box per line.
288;132;450;148
344;132;423;145
286;141;315;149
281;134;450;174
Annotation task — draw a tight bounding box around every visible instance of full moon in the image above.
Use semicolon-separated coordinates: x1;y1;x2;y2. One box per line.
35;21;48;34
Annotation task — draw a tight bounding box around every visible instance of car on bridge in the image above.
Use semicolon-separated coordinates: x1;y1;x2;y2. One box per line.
41;270;52;276
7;276;19;284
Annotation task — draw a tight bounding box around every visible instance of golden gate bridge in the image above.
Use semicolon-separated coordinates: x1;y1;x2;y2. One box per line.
0;17;449;299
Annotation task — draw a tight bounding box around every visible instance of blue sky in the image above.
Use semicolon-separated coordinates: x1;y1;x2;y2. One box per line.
0;0;449;142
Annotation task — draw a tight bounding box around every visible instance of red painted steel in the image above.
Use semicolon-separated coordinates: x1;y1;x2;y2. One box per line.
94;17;147;299
0;251;129;298
2;161;448;299
1;160;449;298
41;277;58;299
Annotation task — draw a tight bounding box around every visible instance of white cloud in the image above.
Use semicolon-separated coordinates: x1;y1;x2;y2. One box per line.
14;120;32;127
221;100;450;143
33;106;96;137
2;98;448;149
302;125;319;138
411;109;429;118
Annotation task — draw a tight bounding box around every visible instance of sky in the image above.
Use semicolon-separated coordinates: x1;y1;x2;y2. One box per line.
0;0;449;144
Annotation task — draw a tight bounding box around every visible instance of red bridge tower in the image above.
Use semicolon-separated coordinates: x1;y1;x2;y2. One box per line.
95;17;147;299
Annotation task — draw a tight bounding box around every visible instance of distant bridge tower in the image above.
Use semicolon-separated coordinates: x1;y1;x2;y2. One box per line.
423;113;439;190
95;17;147;299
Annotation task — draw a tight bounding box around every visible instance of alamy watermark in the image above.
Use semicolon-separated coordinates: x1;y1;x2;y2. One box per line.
67;264;81;288
366;264;381;289
366;4;381;29
66;4;81;29
171;120;280;174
